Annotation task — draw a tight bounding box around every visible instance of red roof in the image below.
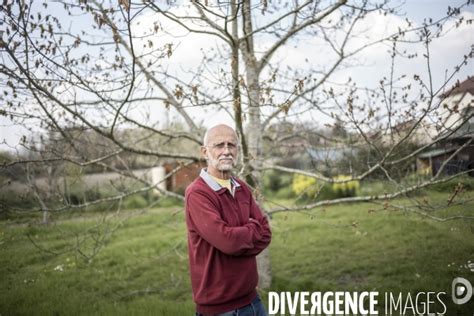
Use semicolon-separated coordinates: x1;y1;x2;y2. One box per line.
440;76;474;98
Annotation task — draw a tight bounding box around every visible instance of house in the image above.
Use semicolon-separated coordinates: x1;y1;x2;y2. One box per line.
416;77;474;176
438;76;474;130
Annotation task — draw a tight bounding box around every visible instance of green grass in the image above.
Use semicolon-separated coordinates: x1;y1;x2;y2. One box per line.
1;191;474;315
0;207;193;315
266;192;474;314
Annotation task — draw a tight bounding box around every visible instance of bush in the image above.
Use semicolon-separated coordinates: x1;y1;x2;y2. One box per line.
274;186;296;199
428;176;474;192
332;175;360;197
155;196;183;208
262;170;296;200
66;182;103;205
263;170;293;193
123;194;148;209
292;174;360;201
292;174;318;197
0;190;37;210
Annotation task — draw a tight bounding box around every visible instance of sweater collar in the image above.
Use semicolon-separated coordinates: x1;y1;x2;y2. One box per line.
200;168;240;192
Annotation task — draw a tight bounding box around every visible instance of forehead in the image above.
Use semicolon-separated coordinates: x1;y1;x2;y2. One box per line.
207;127;237;143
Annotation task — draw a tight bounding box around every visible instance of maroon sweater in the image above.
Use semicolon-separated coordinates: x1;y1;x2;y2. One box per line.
185;170;271;315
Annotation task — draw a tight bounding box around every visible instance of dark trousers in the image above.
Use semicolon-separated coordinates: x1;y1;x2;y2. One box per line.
196;295;268;316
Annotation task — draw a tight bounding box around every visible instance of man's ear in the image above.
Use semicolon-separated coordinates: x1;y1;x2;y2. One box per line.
200;146;207;159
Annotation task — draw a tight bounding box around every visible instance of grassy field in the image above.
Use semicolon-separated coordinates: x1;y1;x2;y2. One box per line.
1;192;474;315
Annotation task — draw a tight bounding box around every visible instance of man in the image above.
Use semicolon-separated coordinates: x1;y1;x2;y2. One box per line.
185;124;272;316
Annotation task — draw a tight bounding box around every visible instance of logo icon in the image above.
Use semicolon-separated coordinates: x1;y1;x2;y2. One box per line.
452;277;473;305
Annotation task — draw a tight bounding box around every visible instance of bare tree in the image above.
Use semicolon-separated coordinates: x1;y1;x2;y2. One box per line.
1;0;473;286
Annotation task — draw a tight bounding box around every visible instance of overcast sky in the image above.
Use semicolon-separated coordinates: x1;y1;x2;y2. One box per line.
1;0;473;151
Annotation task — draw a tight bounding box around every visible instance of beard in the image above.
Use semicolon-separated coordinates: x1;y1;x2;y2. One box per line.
208;154;235;171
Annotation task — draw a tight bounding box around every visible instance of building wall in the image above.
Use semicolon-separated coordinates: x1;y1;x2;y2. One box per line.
163;162;206;193
439;92;473;130
149;166;166;192
416;147;474;177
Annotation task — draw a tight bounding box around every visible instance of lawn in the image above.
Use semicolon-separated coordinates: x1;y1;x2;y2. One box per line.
1;191;473;315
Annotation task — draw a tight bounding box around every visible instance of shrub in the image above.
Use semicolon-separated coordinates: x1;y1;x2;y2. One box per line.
262;170;296;199
292;174;360;201
123;194;148;209
428;176;474;192
156;196;183;208
332;175;360;197
274;186;296;199
263;170;293;193
292;174;318;197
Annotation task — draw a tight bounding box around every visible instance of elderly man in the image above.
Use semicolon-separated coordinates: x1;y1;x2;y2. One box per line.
185;124;272;316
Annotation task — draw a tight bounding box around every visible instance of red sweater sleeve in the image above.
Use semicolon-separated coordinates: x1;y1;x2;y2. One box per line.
241;193;271;256
186;190;265;256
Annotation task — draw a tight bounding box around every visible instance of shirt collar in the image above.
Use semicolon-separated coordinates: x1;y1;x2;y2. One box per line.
200;168;240;192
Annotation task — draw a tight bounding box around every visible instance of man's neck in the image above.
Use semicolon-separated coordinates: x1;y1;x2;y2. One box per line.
207;167;231;180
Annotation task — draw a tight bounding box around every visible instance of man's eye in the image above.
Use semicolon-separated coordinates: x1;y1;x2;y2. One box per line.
213;142;236;150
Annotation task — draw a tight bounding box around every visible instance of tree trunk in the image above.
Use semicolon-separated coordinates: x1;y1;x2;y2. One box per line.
230;0;249;172
241;0;272;289
246;71;272;289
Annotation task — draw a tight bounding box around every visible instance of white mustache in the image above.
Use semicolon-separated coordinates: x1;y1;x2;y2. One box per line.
219;156;234;162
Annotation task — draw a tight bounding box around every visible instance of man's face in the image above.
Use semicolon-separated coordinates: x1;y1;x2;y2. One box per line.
202;126;239;174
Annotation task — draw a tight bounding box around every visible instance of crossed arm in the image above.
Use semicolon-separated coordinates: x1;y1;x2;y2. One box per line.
186;190;271;256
